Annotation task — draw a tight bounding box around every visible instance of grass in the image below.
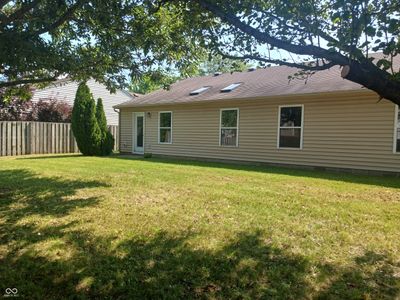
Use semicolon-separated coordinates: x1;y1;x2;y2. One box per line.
0;154;399;299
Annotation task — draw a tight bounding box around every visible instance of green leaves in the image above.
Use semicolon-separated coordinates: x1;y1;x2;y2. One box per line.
96;98;114;156
0;0;206;96
376;58;392;71
130;70;180;94
178;0;400;104
71;82;101;156
71;85;114;156
2;0;400;104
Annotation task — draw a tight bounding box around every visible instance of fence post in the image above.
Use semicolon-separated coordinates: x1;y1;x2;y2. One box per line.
0;122;4;156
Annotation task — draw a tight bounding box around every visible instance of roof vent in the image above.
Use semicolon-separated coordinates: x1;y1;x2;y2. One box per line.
248;67;256;72
214;72;222;76
221;83;241;93
190;86;211;96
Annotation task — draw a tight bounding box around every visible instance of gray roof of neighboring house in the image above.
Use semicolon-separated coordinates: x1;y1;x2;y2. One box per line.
115;54;399;108
33;79;135;125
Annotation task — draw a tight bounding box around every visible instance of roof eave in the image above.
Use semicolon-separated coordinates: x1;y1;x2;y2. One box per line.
114;88;375;109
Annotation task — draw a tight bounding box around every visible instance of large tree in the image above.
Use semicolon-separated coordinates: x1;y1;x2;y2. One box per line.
2;0;400;106
174;0;400;105
0;0;206;94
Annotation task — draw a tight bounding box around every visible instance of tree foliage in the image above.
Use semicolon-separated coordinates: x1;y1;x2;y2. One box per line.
130;55;251;94
0;0;207;92
197;54;252;76
2;0;400;105
71;82;101;156
0;85;33;104
0;97;33;121
96;98;114;156
171;0;400;105
31;99;72;122
130;70;180;94
0;97;72;122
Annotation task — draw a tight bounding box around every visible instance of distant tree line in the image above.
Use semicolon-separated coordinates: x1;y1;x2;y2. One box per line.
130;55;252;95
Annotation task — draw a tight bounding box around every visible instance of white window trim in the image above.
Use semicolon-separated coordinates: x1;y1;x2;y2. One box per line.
277;104;304;150
158;111;173;144
219;108;239;147
394;105;399;154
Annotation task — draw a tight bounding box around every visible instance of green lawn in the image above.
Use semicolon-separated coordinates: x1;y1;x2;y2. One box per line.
0;154;399;299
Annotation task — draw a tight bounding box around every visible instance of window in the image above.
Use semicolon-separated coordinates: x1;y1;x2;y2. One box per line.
159;112;172;144
278;105;303;149
395;105;400;153
220;109;239;146
221;83;241;93
190;86;210;95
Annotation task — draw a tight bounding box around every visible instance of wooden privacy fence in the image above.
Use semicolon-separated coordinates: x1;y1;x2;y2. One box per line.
0;121;119;156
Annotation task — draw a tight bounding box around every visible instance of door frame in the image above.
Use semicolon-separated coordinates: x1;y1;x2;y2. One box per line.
132;112;145;154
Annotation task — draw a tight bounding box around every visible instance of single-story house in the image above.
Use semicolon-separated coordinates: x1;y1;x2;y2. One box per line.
33;79;137;125
114;59;400;174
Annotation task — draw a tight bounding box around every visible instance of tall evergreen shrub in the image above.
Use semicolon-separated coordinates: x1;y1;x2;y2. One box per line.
95;98;114;155
71;82;101;155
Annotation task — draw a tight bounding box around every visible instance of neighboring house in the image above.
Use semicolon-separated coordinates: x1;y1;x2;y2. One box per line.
115;57;400;174
33;79;136;125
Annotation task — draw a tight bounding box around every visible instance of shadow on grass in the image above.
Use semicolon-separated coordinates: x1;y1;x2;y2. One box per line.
1;228;399;299
12;154;84;160
111;155;400;189
0;169;107;246
316;251;400;300
14;154;400;189
0;170;398;298
0;169;107;217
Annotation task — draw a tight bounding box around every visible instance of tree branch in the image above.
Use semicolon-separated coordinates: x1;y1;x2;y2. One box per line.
341;63;400;105
197;0;400;106
33;0;84;35
0;0;41;25
198;0;350;65
0;0;11;9
217;50;336;71
0;77;57;88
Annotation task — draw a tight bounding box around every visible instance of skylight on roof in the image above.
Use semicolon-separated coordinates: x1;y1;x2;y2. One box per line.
189;86;211;96
221;83;241;93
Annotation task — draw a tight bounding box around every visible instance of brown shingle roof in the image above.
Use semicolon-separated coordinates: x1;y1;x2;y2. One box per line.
115;54;398;108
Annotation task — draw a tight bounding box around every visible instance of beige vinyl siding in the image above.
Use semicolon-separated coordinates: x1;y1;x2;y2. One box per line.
120;109;133;152
119;91;400;173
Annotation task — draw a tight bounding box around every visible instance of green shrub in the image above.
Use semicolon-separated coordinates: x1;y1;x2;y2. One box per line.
103;130;115;155
95;98;114;156
71;82;101;155
95;98;107;132
143;153;153;158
